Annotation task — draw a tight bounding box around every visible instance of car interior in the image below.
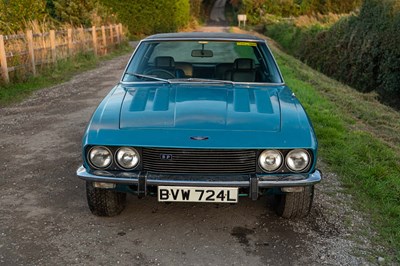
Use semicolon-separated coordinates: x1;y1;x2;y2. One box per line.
144;56;267;82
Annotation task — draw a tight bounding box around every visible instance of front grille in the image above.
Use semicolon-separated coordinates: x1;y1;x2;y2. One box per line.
142;148;257;174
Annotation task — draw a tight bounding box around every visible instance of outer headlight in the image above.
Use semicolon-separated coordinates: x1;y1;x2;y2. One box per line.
258;150;283;172
88;146;112;169
116;147;140;169
286;149;310;172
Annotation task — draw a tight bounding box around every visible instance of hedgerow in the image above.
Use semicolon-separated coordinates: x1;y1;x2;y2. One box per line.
266;0;400;109
1;0;192;37
236;0;361;25
0;0;46;33
100;0;191;37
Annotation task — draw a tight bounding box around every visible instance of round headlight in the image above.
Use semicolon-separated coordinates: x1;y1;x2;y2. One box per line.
258;150;283;172
116;147;140;169
88;146;112;169
286;149;310;172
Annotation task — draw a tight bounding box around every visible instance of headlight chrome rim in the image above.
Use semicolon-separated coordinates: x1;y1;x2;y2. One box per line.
115;147;140;170
286;149;311;172
258;149;283;172
87;146;113;169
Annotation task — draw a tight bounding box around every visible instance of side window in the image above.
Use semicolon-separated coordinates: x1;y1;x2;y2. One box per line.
122;42;155;81
259;43;283;83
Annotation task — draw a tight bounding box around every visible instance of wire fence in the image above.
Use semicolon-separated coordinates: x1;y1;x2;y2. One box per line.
0;23;124;83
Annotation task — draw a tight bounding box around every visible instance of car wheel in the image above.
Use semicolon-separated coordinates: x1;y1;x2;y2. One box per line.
86;181;127;217
274;186;314;218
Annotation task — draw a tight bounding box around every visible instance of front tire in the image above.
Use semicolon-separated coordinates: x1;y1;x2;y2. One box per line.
86;181;127;217
275;186;314;218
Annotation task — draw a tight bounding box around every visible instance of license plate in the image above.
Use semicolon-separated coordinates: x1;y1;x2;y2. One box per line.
158;186;238;203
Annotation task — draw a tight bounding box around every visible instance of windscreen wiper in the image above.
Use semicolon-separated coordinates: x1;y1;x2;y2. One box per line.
171;78;234;85
124;72;171;83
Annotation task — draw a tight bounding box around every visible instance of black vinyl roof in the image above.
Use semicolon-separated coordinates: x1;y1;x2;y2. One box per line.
144;32;264;42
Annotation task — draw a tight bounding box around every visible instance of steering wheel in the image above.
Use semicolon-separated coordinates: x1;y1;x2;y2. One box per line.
144;68;175;79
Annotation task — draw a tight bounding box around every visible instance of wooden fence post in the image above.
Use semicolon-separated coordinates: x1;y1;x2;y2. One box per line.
49;30;56;63
26;30;36;76
119;23;124;40
92;26;98;56
0;35;9;83
115;24;120;44
67;28;73;56
79;27;85;51
101;26;107;55
109;24;114;45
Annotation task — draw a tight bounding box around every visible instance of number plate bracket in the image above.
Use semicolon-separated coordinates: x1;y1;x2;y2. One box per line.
250;175;259;201
137;172;147;198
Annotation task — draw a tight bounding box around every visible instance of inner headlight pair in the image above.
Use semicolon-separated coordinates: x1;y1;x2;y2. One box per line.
258;149;310;173
88;146;140;170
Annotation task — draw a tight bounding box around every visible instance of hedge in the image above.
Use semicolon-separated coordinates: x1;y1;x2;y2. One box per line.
266;0;400;109
238;0;362;25
100;0;190;37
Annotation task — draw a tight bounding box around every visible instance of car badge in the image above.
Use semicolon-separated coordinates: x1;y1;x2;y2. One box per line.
190;136;209;141
160;154;173;160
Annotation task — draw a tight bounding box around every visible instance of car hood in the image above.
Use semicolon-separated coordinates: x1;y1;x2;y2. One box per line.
84;83;317;149
120;83;280;132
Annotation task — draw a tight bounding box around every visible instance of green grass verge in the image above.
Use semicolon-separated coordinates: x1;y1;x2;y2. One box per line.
0;42;133;106
271;45;400;262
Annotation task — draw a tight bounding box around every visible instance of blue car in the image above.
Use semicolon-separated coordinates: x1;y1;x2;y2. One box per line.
77;32;321;218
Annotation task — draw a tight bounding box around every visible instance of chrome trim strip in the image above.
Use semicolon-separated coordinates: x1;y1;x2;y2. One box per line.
119;81;286;86
142;38;264;42
77;166;321;187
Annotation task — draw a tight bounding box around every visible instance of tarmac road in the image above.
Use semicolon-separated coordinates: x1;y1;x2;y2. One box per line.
210;0;227;23
0;29;376;265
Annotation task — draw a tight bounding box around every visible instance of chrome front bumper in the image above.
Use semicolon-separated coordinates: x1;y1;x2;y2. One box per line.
77;165;322;188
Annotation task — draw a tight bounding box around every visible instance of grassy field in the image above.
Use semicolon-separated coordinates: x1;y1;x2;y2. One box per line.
268;40;400;262
0;43;133;106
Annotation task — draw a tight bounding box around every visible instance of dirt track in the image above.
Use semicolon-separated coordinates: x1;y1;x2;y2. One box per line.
0;28;379;265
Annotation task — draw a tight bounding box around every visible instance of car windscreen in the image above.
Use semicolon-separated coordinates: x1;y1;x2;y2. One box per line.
122;40;283;84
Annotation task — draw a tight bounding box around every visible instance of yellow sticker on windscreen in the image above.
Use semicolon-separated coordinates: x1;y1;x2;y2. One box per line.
237;42;257;46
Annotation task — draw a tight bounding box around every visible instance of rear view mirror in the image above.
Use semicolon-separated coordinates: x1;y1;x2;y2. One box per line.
191;49;213;57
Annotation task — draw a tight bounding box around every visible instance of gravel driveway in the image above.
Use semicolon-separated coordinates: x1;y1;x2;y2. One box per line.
0;34;379;265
